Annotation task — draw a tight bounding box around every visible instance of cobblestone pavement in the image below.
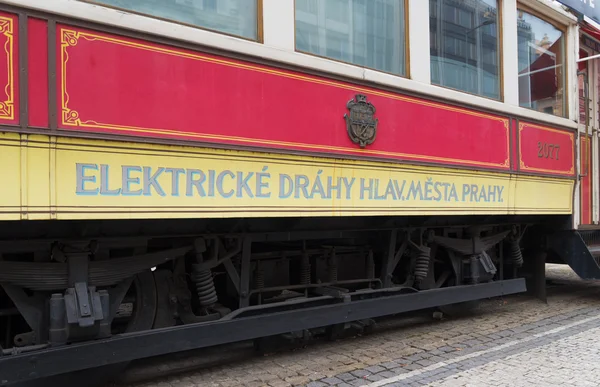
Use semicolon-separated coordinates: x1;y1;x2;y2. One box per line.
116;264;600;387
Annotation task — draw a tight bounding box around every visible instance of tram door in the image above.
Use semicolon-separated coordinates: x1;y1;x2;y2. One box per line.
578;48;597;226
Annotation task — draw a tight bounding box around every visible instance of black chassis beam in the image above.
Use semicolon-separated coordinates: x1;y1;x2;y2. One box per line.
0;279;526;385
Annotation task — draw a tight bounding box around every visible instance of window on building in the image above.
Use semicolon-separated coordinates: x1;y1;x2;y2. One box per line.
517;10;565;117
295;0;406;76
430;0;501;100
86;0;259;40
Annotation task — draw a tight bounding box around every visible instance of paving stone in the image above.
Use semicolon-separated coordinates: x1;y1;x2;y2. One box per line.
428;349;445;356
350;370;369;378
365;365;385;374
415;359;435;367
320;377;343;385
438;346;457;353
380;361;401;369
389;366;410;375
378;371;397;378
284;376;310;385
336;373;354;382
365;374;385;382
405;354;425;361
428;355;445;363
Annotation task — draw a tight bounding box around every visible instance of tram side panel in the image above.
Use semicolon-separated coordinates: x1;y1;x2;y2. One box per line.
0;9;581;385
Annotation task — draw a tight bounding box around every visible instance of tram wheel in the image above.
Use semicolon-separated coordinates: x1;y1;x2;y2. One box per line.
12;270;158;387
431;248;481;318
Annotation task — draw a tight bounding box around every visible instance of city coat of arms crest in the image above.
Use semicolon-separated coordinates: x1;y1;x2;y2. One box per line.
344;94;378;148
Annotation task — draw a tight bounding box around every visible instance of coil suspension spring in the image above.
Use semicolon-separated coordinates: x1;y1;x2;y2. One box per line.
191;265;218;307
414;246;431;281
366;250;375;279
508;237;524;268
470;255;480;284
254;261;265;290
301;251;311;285
328;249;338;283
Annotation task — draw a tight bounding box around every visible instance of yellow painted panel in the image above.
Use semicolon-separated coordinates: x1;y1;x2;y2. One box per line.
0;134;575;220
0;133;22;220
513;175;573;214
26;137;51;214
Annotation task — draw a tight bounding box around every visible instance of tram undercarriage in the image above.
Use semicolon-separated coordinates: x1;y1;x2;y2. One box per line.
0;215;561;386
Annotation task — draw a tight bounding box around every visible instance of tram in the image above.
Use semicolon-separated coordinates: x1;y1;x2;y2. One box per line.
0;0;598;385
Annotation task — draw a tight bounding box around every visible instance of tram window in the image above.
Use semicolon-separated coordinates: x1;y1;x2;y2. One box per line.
84;0;259;40
429;0;501;100
295;0;406;76
517;10;566;117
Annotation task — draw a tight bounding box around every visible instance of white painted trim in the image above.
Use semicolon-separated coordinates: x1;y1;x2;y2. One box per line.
2;0;579;130
262;0;294;51
519;0;578;25
568;24;580;122
503;0;519;106
407;0;430;85
584;15;600;32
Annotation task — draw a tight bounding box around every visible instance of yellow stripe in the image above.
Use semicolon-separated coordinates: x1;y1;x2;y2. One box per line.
0;133;573;220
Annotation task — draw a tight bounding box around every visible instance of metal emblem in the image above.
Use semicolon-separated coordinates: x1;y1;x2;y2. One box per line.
344;94;378;148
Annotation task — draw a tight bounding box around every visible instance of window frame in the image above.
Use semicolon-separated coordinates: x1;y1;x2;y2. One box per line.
429;0;505;102
515;3;569;118
81;0;264;43
292;0;411;78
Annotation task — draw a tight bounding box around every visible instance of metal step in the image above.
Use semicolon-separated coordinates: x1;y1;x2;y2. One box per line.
587;245;600;267
549;231;600;279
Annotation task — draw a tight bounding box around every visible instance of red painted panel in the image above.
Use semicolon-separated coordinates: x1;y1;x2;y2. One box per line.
0;12;18;125
518;122;575;177
28;18;48;128
580;135;592;225
57;25;510;170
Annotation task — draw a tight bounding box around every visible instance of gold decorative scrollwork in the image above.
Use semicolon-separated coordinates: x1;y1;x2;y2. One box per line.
0;101;12;117
0;15;14;121
0;19;12;35
63;108;81;125
62;30;80;47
